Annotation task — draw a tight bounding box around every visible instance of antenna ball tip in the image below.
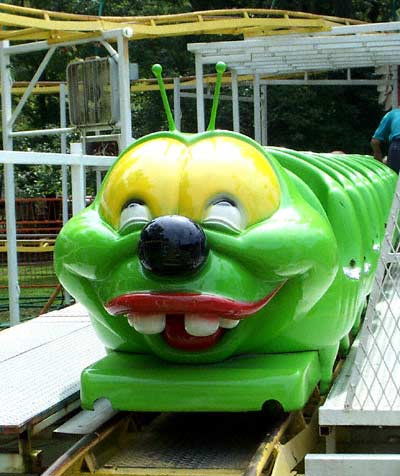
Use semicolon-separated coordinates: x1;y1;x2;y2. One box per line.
151;64;163;76
216;62;227;74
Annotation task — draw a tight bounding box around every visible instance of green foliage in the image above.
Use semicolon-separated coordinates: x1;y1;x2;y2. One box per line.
11;136;63;197
267;84;384;154
15;164;62;197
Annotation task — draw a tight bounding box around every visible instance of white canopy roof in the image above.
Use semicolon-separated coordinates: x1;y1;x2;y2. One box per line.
188;22;400;76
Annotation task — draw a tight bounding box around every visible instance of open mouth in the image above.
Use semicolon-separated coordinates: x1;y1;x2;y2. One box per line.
105;285;283;351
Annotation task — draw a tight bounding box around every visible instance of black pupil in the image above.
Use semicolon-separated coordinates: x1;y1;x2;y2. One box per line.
123;199;145;211
215;199;235;207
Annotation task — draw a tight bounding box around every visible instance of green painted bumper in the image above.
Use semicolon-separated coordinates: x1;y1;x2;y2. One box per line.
81;351;321;412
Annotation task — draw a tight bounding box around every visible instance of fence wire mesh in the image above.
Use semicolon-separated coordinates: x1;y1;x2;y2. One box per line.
0;198;65;325
345;176;400;412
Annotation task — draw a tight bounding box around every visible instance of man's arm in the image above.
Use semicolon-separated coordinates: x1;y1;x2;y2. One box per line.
371;137;383;161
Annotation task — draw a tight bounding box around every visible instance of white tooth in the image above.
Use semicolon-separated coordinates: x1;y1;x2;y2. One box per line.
219;318;239;329
185;314;219;337
128;314;166;334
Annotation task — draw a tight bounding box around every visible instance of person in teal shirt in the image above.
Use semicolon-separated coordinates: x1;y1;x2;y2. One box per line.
371;108;400;173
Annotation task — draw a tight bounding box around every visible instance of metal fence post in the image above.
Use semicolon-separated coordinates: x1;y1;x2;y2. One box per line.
231;70;240;133
173;77;181;131
70;143;86;215
117;29;133;150
261;84;268;146
1;40;20;326
59;83;69;225
195;53;205;132
253;74;261;143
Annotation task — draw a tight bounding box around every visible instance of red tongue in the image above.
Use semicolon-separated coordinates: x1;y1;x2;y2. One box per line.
163;314;223;351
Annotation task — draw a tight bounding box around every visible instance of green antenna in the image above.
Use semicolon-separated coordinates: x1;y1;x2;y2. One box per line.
207;61;227;131
152;64;176;131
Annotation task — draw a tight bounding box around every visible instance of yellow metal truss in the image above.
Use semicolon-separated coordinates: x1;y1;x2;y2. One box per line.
5;71;316;96
0;3;363;43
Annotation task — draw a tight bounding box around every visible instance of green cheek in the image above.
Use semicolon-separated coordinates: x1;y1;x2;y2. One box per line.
206;204;338;294
55;216;148;354
55;208;141;282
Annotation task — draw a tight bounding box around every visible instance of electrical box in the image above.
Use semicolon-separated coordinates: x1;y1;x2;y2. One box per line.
67;57;120;127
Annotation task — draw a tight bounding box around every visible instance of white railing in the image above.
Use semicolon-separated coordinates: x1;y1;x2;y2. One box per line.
1;149;116;326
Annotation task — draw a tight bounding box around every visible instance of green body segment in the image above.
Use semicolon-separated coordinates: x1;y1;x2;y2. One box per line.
81;351;321;412
55;130;397;412
268;148;394;337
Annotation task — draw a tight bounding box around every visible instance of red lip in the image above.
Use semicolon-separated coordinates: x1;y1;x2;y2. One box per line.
105;284;284;319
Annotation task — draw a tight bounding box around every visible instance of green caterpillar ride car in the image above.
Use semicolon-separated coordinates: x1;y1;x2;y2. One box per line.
55;63;397;412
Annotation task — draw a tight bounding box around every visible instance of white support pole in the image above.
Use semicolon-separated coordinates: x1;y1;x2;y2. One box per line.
100;40;118;59
391;65;398;108
195;53;205;132
96;170;102;193
261;84;268;146
231;70;240;133
60;83;71;305
9;47;56;127
10;127;74;137
3;166;19;326
70;143;86;215
325;427;337;454
117;31;133;150
6;30;123;56
59;83;69;226
173;77;181;131
0;150;116;166
253;74;261;143
1;40;20;326
60;84;68;155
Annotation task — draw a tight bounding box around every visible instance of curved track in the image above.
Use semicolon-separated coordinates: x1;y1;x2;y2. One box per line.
0;4;363;43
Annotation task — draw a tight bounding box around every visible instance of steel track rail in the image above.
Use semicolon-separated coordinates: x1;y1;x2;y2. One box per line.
41;407;319;476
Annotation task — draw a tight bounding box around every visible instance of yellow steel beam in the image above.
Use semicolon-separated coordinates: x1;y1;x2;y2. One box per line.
118;18;330;40
0;11;120;32
0;2;95;21
124;71;324;91
0;4;364;43
0;4;365;25
1;70;319;96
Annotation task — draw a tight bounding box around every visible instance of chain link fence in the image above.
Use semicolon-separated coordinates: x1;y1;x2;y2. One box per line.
0;198;66;326
345;175;400;414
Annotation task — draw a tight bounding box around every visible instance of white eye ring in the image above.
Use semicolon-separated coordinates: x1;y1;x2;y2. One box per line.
203;200;245;232
120;201;151;231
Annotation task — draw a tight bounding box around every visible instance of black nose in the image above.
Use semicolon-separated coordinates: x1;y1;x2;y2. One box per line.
138;215;208;276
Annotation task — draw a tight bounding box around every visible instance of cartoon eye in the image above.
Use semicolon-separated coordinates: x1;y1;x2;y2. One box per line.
120;200;151;232
203;199;245;232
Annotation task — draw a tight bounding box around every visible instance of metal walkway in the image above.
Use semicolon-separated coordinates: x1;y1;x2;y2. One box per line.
0;304;105;473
